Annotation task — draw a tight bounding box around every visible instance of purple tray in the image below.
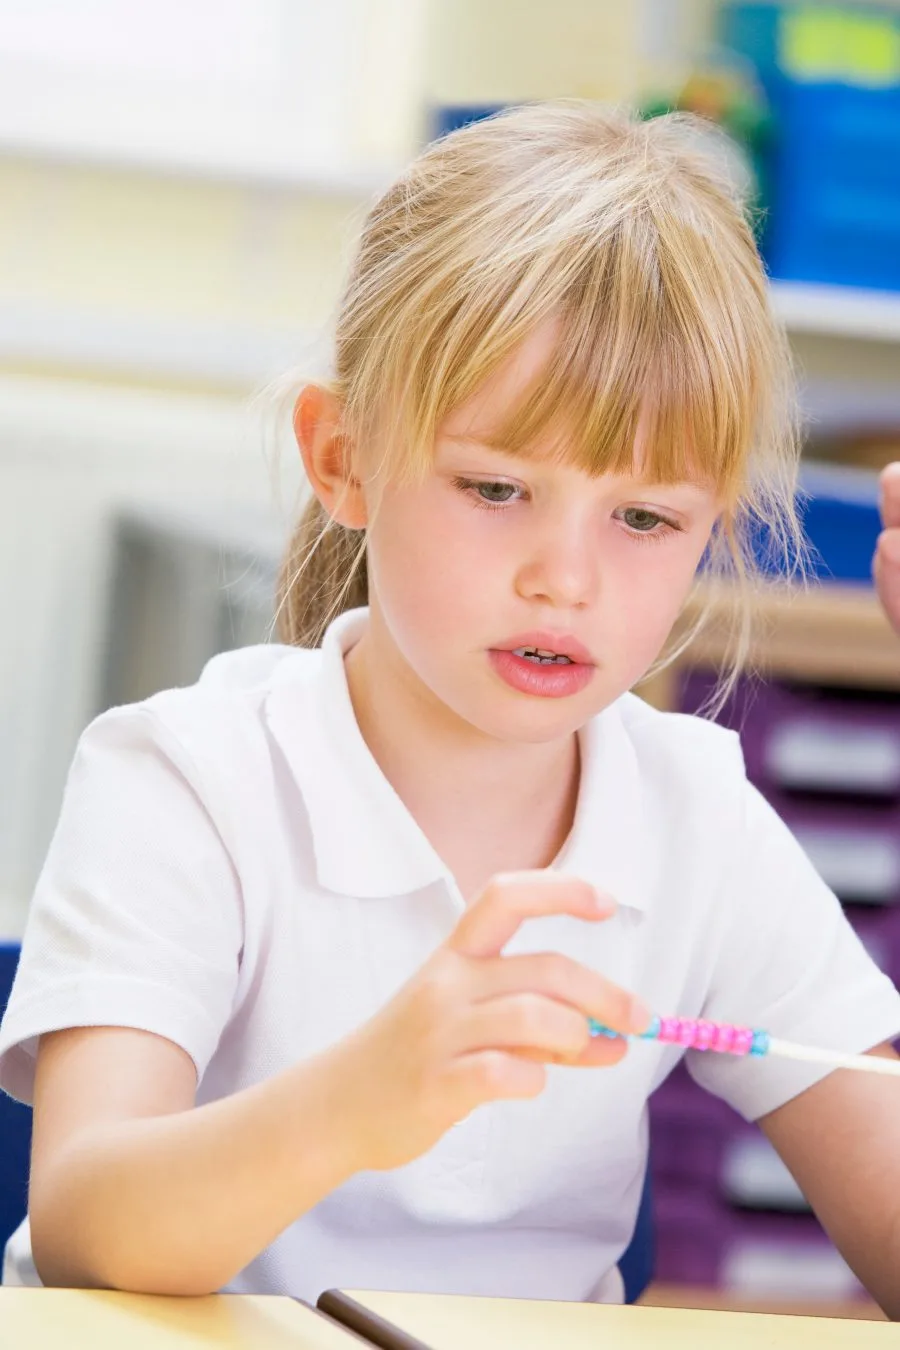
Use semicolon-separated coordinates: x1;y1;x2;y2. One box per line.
653;1191;865;1299
679;671;900;803
771;798;900;916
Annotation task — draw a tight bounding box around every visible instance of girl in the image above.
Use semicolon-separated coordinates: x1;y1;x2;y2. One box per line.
2;103;900;1315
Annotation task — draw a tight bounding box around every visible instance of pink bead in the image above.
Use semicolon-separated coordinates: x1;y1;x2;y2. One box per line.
653;1016;758;1057
677;1019;698;1047
732;1027;754;1057
713;1024;735;1052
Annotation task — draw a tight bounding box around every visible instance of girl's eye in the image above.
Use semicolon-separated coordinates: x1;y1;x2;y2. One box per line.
619;506;679;538
453;477;522;508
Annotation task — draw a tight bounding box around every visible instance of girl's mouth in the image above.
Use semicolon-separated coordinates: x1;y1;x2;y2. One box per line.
512;646;573;665
488;647;595;698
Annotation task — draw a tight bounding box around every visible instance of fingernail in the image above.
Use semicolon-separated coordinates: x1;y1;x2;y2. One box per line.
591;889;617;914
629;999;653;1035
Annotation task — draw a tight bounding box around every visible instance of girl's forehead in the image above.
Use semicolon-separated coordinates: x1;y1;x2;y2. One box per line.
434;317;731;502
441;324;561;440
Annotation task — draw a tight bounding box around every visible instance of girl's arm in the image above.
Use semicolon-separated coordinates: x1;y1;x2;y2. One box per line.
29;1024;362;1295
28;874;643;1296
759;1042;900;1321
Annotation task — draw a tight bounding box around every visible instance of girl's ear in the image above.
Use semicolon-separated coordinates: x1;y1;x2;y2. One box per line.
293;384;367;529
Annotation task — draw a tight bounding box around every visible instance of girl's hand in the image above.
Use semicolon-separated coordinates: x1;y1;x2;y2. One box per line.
334;872;649;1173
875;463;900;639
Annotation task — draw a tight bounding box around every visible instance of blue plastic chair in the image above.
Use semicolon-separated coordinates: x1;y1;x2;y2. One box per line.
0;942;32;1261
619;1165;654;1303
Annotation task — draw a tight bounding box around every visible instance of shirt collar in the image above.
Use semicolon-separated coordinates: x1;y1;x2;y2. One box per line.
556;700;654;915
265;609;450;899
265;608;653;913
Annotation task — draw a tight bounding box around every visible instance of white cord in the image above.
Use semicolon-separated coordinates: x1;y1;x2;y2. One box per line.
768;1038;900;1077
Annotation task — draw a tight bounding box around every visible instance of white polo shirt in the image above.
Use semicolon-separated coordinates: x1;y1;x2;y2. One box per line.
2;608;899;1300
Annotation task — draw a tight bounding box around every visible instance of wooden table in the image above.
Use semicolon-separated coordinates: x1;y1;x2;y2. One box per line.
639;1283;887;1322
318;1289;897;1349
0;1288;364;1349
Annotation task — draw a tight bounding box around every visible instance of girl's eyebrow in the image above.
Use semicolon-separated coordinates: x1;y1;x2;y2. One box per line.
633;480;719;500
442;432;504;446
438;435;521;460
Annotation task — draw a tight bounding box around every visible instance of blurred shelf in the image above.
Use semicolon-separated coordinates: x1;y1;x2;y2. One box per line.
0;138;396;197
772;282;900;344
640;582;900;711
0;300;326;393
684;583;900;690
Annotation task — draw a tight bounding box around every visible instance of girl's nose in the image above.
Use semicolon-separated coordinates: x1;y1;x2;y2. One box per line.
514;516;598;609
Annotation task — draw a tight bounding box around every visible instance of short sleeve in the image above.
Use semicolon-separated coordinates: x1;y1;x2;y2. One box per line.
0;706;243;1103
687;780;900;1121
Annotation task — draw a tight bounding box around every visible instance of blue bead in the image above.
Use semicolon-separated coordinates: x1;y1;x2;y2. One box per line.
750;1029;770;1057
588;1019;620;1039
639;1015;662;1041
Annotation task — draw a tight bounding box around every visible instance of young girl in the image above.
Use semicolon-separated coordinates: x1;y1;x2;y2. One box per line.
3;102;900;1315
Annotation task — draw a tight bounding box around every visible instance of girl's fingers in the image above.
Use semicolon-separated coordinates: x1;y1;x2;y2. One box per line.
460;993;592;1059
876;527;900;568
874;530;900;639
448;1049;547;1109
457;991;630;1068
449;1036;627;1119
469;951;649;1036
879;463;900;530
449;872;615;960
567;1031;630;1068
513;1035;629;1069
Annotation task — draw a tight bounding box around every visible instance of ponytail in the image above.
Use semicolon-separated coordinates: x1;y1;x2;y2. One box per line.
276;495;368;647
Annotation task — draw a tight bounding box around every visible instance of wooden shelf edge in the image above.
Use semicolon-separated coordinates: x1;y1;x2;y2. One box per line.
638;582;900;710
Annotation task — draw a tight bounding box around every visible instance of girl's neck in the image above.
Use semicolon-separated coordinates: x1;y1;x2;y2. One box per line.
343;616;581;901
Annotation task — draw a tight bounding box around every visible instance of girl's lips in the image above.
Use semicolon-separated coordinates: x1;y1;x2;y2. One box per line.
488;648;595;698
495;631;594;665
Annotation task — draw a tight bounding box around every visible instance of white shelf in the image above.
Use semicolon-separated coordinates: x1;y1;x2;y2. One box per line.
771;281;900;343
0;299;327;390
0;135;397;197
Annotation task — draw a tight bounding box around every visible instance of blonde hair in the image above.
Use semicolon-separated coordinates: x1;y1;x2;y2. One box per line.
277;101;803;699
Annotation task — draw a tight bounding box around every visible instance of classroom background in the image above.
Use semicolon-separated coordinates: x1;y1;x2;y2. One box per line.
1;0;899;1320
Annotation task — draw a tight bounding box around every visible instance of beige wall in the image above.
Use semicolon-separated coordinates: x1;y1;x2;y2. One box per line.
0;156;359;392
0;1;711;394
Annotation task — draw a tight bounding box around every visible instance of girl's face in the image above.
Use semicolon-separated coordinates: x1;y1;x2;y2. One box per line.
362;328;722;745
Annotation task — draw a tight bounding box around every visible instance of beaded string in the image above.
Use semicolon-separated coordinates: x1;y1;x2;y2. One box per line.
588;1014;900;1078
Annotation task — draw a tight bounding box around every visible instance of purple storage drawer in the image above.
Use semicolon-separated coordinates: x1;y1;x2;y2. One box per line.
849;908;900;982
679;671;900;802
653;1190;723;1285
650;1066;866;1299
659;666;898;1298
650;1066;736;1187
654;1196;866;1301
771;799;900;913
651;1068;808;1210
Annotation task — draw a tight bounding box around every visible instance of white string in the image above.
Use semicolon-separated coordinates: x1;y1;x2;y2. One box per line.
767;1038;900;1078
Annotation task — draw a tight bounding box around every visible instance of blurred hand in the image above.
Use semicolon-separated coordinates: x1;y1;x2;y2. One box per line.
874;463;900;638
335;872;649;1172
